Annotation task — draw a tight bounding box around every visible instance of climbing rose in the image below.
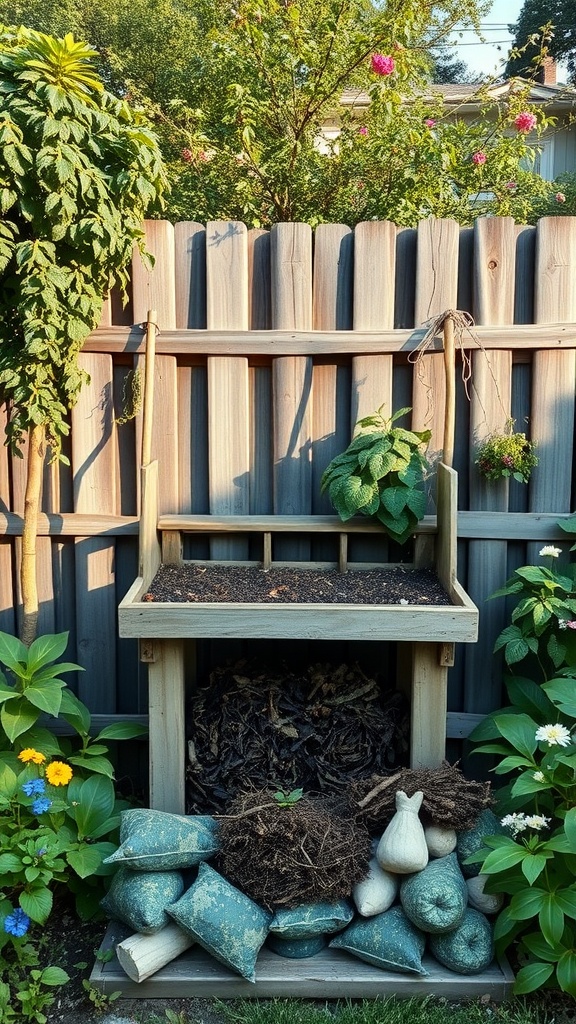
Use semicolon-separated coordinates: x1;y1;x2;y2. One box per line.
371;54;395;76
424;119;436;128
472;151;486;165
358;126;368;136
181;148;193;162
514;111;537;133
505;181;517;189
556;192;566;203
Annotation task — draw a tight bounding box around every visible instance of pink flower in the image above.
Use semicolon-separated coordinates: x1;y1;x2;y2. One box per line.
505;181;517;190
556;192;566;203
501;455;515;468
371;54;395;76
424;119;437;128
181;147;193;163
472;151;487;165
566;621;576;629
358;126;368;136
514;111;538;134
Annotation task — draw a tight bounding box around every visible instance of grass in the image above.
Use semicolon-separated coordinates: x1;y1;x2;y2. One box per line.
211;997;557;1024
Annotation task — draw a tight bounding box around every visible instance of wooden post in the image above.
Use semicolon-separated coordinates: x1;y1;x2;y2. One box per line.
141;309;158;470
442;315;456;469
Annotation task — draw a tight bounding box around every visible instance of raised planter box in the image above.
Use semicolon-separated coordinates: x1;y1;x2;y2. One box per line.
91;922;513;1000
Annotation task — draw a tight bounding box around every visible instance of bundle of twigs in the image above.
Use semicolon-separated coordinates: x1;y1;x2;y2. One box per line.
186;660;409;815
348;762;492;832
217;788;372;910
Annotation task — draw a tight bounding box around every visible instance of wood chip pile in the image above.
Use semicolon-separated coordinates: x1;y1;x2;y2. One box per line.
186;660;409;815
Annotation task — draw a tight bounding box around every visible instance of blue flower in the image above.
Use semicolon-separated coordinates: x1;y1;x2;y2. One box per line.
4;908;31;938
31;796;52;815
36;847;48;857
21;778;45;797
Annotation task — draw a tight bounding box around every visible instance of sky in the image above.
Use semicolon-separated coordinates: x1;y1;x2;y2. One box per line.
449;0;525;79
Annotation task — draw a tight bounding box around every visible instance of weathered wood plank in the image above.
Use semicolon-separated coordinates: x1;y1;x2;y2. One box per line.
465;217;515;718
206;221;250;559
84;323;576;355
131;221;176;329
147;639;186;813
271;223;313;559
0;403;15;634
248;229;271;329
177;365;209;515
92;923;513;1001
174;222;206;329
412;219;460;465
312;225;353;530
529;219;576;553
71;353;117;711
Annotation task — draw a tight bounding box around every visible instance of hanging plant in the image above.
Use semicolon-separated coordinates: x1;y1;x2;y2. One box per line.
320;406;431;545
475;423;538;484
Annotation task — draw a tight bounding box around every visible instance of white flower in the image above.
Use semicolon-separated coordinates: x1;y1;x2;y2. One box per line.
525;815;551;831
539;545;561;558
533;771;545;782
535;723;572;747
399;599;409;606
501;813;527;836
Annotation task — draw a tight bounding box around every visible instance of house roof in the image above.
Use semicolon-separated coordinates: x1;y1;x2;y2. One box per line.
340;80;576;115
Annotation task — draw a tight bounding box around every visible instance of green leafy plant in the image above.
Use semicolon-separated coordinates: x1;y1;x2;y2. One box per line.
273;788;303;808
468;672;576;996
0;628;147;1017
320;406;431;544
0;26;166;643
489;546;576;676
476;423;538;484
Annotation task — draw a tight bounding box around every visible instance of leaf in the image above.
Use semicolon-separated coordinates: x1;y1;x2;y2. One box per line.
67;754;113;778
95;722;148;741
493;755;534;774
543;677;576;718
58;689;91;735
493;713;538;758
380;485;408;519
515;566;549;585
511;772;550;797
0;632;28;675
25;633;69;675
510;887;548;920
481;843;527;874
19;885;52;924
0;763;18;799
513;961;555;994
540;893;566;946
1;698;40;741
66;845;104;878
39;966;70;987
20;682;64;717
0;853;23;872
521;853;549;885
564;807;576;850
67;774;115;838
506;675;557;721
522;930;566;962
557;950;576;996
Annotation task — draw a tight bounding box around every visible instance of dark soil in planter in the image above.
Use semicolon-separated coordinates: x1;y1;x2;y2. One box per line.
143;563;451;604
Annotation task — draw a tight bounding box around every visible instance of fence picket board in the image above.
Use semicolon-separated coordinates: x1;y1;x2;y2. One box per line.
206;222;250;559
465;217;515;718
412;219;459;465
174;222;207;329
350;221;396;562
312;225;353;529
271;223;313;559
528;218;576;562
132;221;176;329
72;353;117;710
248;229;273;521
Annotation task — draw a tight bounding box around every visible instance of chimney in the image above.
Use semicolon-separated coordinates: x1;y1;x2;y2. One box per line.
538;57;557;86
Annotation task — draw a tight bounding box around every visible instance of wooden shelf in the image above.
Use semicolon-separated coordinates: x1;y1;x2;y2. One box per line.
91;923;514;1001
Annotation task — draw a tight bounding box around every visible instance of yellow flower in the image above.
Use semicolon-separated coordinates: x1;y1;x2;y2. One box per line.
17;748;46;765
45;761;73;787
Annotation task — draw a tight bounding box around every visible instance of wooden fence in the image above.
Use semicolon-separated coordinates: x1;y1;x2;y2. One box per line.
1;215;576;748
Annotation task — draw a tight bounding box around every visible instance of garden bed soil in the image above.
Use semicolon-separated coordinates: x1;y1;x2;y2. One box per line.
143;564;451;605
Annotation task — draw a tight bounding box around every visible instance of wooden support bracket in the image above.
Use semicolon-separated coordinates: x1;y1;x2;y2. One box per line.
439;642;455;667
139;639;157;663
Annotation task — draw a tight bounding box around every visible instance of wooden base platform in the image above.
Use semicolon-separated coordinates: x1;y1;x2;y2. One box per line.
91;923;514;1001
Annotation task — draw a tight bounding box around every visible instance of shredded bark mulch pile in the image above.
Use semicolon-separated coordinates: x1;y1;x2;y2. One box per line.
186;660;410;815
216;788;372;910
144;562;451;604
348;762;493;832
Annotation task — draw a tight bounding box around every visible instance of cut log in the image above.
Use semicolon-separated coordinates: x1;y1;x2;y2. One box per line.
115;924;195;982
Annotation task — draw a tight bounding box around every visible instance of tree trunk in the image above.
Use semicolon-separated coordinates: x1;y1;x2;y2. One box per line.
20;423;45;646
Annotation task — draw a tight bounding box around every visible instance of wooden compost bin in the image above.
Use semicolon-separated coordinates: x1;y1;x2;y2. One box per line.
118;461;478;814
98;462;515;1001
